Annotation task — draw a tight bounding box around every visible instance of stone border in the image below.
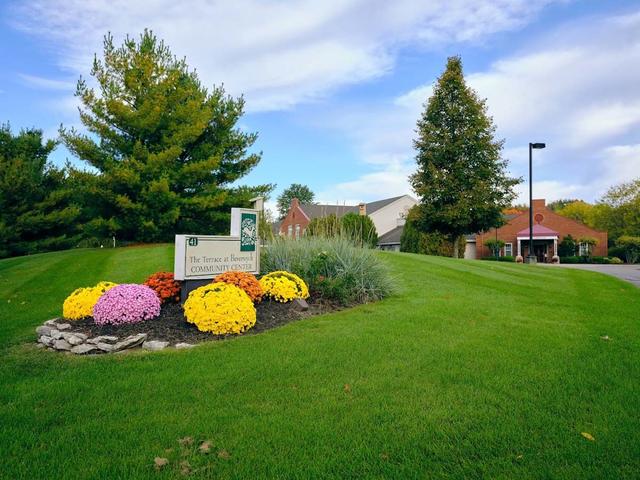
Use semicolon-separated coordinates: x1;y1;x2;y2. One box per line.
36;318;196;355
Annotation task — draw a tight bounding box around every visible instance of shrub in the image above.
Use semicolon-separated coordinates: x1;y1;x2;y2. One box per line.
260;271;309;302
560;256;583;264
558;235;577;257
616;236;640;264
144;271;181;304
481;255;514;262
62;281;118;320
262;237;394;304
93;284;161;325
484;238;505;257
213;271;263;302
183;282;256;334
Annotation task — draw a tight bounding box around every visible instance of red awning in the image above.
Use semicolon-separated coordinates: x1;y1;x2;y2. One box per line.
516;224;559;237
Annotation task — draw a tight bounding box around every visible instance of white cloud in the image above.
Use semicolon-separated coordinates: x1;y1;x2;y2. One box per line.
10;0;557;112
18;73;75;91
316;162;413;204
330;9;640;204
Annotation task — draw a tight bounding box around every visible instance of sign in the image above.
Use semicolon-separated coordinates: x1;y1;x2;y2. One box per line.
174;208;260;280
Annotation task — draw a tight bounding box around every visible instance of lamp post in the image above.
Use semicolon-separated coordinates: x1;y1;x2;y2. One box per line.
526;142;546;264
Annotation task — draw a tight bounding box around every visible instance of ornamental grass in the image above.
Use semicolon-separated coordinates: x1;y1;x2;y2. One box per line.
261;237;394;304
183;282;256;335
144;271;181;304
213;270;263;302
92;284;161;325
62;281;118;320
259;271;309;303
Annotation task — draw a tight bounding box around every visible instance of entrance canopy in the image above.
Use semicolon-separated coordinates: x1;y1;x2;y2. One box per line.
516;224;559;259
516;224;559;238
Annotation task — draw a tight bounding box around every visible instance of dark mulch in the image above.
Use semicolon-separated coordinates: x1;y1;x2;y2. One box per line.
69;298;342;344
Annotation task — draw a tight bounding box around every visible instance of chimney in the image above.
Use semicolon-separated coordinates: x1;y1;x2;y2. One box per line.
358;202;366;216
532;199;546;210
291;197;300;209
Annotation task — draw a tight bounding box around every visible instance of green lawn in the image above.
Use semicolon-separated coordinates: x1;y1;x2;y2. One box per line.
1;246;639;479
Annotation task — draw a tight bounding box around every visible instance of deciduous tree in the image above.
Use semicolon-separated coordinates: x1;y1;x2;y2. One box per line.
276;184;315;219
409;56;519;257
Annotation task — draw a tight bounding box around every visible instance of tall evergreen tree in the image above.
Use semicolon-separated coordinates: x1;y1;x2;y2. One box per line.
60;31;271;242
409;56;519;257
0;124;81;257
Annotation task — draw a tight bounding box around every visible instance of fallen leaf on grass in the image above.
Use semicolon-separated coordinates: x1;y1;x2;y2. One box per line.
199;441;212;454
154;457;169;470
179;436;194;447
581;432;595;441
600;335;610;341
218;449;230;459
380;452;389;460
343;384;351;393
515;454;523;460
180;460;191;475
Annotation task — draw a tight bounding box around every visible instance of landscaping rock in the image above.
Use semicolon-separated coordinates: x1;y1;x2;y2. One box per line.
61;332;88;344
175;343;196;349
63;334;85;346
71;344;99;355
45;318;61;327
36;325;53;337
291;298;309;312
143;340;169;351
39;335;53;346
87;335;119;345
56;323;72;331
53;339;72;351
113;333;147;351
50;329;63;340
96;342;115;352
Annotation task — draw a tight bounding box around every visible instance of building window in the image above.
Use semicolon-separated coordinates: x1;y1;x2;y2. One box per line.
287;225;293;237
504;243;513;257
579;242;589;256
295;224;300;239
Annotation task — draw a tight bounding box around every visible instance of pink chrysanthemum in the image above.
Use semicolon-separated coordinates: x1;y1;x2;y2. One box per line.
93;284;161;325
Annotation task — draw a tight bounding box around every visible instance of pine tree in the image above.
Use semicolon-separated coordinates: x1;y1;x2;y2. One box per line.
60;31;271;242
0;124;81;257
409;56;519;257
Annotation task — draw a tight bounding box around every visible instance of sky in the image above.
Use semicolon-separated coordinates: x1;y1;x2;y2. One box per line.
1;0;639;212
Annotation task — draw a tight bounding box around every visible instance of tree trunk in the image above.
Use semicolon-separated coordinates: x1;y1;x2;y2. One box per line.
453;235;461;258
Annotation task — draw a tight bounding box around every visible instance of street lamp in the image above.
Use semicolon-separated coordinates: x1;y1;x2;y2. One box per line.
526;142;546;264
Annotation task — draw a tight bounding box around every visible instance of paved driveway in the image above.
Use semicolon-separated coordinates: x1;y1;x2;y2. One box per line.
552;264;640;288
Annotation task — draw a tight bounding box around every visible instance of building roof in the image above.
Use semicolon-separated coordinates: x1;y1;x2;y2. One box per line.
516;224;559;237
299;195;407;220
377;225;404;245
365;196;405;214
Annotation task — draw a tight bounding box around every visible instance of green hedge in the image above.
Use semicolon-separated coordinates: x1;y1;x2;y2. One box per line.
481;256;515;262
560;256;623;264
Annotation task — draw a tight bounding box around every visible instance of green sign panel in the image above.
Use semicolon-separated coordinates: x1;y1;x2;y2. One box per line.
240;212;257;252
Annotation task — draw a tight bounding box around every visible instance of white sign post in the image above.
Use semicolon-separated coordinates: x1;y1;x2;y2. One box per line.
174;207;260;301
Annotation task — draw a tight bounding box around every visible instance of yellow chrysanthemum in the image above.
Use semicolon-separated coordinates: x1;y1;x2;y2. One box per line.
62;281;118;320
183;282;256;335
259;271;309;303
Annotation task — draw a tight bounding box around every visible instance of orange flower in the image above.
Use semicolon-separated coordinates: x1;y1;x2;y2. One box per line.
213;271;263;302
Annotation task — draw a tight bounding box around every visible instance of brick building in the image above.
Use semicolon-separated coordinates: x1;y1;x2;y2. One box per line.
465;199;608;262
278;195;417;250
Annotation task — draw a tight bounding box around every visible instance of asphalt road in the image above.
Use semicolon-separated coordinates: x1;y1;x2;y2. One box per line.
552;263;640;288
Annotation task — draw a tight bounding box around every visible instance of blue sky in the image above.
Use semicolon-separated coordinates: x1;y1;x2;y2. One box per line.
1;0;639;212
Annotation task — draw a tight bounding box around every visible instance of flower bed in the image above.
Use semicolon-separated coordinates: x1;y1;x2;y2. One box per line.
93;284;161;325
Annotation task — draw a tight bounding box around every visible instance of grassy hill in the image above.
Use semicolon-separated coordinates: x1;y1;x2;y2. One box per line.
1;246;639;478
